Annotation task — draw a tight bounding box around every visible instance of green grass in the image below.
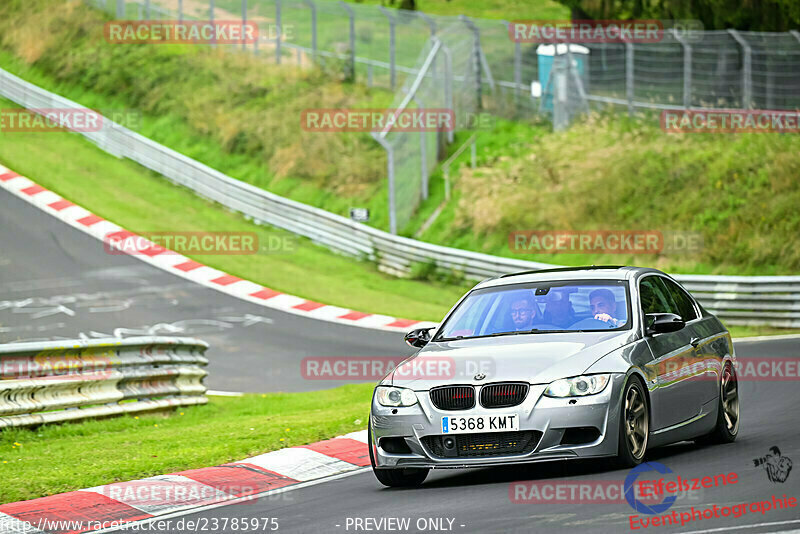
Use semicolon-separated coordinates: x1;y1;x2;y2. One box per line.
0;384;373;504
417;114;800;275
0;97;470;321
3;0;800;276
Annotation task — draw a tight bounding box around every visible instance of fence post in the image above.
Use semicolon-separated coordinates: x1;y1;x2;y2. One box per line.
178;0;183;22
303;0;317;62
275;0;282;64
379;7;396;89
116;0;124;18
209;0;216;47
672;29;692;109
144;0;150;20
440;42;454;144
727;29;752;109
414;96;429;200
625;41;634;116
340;2;356;81
460;15;482;110
240;0;247;51
470;138;476;168
514;39;521;111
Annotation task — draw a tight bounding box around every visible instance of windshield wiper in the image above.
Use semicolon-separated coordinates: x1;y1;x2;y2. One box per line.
438;329;544;341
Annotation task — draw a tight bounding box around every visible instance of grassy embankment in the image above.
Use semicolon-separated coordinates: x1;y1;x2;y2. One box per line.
0;384;372;504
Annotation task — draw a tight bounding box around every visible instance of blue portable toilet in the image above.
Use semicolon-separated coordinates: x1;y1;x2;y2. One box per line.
536;44;590;111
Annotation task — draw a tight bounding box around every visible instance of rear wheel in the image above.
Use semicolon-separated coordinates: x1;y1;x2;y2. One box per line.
368;422;429;487
615;376;649;468
696;361;739;445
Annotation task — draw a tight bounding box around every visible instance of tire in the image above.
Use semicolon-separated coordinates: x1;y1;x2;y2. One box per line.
696;361;739;445
615;375;650;468
368;422;429;488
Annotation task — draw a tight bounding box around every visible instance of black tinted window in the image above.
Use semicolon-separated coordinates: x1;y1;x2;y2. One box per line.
660;278;698;321
639;277;677;315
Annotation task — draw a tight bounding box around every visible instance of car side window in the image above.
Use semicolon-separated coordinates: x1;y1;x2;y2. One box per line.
639;277;676;315
660;278;698;321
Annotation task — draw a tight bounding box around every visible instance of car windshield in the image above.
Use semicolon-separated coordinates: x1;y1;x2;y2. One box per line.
435;280;631;341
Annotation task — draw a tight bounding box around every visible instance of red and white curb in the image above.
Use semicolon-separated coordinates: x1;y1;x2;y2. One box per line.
0;430;370;534
0;165;436;333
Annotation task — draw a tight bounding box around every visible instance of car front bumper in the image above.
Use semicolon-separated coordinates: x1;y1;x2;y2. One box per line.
370;374;626;469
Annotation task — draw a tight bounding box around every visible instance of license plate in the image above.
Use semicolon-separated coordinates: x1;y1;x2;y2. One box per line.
441;414;519;434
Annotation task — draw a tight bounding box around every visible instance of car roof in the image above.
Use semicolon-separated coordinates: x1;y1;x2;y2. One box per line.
474;265;665;290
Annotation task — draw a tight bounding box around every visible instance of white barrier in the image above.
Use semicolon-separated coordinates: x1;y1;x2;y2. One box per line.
0;337;208;428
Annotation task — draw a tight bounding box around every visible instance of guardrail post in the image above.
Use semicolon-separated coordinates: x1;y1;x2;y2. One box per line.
625;41;634;116
671;29;692;109
340;2;356;81
303;0;317;62
792;30;800;43
275;0;282;64
116;0;125;18
727;29;752;109
379;7;396;89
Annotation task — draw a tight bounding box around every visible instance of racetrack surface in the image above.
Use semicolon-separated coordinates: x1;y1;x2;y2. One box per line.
149;337;800;534
0;187;412;392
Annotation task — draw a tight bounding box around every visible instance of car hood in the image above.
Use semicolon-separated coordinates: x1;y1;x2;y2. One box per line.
388;330;636;390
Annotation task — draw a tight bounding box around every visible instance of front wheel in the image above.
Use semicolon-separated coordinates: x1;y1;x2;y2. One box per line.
615;376;649;468
368;422;429;487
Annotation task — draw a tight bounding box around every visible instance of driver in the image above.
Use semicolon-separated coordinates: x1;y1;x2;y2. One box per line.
590;288;623;327
510;295;539;331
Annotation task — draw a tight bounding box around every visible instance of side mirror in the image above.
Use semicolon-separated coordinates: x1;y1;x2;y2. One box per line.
405;327;434;348
645;313;685;335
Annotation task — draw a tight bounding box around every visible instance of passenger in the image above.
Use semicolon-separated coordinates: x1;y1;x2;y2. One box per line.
590;288;623;327
510;295;539;331
542;290;576;328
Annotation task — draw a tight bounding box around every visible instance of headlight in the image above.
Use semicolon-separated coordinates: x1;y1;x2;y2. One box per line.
544;374;611;397
376;386;418;407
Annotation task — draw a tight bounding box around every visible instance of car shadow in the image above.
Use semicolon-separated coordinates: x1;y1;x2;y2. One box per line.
410;441;701;490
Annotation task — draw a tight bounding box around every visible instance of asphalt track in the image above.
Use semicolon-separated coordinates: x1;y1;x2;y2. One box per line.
144;337;799;534
0;187;412;392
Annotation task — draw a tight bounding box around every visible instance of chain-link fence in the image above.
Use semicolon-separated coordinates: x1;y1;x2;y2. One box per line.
88;0;800;231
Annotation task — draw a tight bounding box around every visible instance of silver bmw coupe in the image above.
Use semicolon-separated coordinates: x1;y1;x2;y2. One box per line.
369;266;740;487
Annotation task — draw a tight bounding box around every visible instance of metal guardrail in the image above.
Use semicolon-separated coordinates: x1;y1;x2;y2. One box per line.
0;67;797;327
0;337;208;428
